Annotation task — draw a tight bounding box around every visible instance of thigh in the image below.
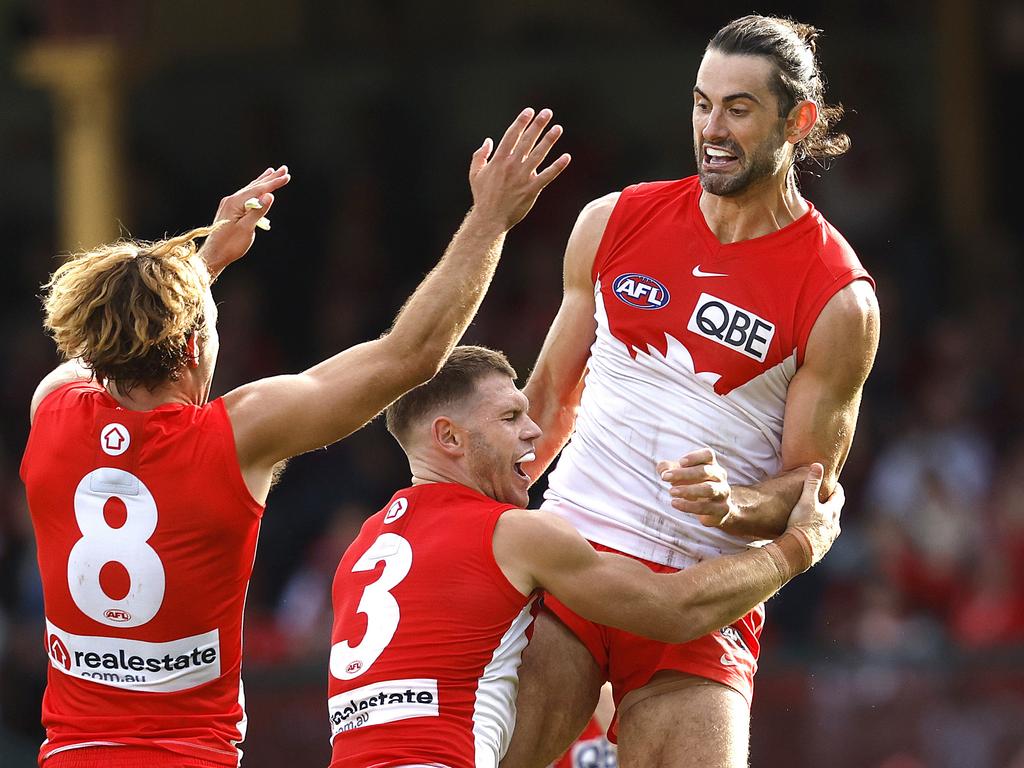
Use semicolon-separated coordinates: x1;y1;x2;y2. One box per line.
616;673;750;768
500;609;605;768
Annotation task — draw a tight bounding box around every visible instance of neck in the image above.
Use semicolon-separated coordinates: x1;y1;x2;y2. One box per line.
698;168;808;244
106;376;204;411
408;454;482;496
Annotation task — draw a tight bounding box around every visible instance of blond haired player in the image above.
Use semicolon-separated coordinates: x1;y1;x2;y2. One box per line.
23;109;568;767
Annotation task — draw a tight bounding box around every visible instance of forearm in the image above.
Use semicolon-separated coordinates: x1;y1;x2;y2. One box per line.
722;467;808;539
523;375;581;478
386;209;506;376
665;531;812;642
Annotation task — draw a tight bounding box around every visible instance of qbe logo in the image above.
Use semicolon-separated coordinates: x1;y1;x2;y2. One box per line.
687;293;775;362
612;273;670;310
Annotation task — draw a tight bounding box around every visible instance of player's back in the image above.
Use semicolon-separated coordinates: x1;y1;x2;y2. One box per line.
328;483;534;768
21;381;263;766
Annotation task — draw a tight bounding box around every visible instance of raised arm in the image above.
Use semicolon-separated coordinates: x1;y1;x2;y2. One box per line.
29;168;292;424
661;279;880;537
225;109;571;501
520;192;617;479
494;465;841;644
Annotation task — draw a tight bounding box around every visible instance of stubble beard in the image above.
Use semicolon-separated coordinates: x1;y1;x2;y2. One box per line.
696;125;789;197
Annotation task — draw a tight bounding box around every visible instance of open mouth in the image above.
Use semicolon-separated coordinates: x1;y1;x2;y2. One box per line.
514;451;536;481
703;145;740;170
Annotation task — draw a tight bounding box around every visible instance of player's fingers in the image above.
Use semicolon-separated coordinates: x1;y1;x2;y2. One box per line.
656;459;679;476
514;108;553;159
495;108;535;158
661;464;714;485
799;462;824;504
469;138;493;180
525;123;563;172
669;481;726;501
679;447;716;467
533;153;571;189
670;498;726;524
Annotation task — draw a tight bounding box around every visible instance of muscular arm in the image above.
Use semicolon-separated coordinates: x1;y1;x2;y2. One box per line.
521;193;616;479
495;467;840;644
664;279;880;537
226;110;571;502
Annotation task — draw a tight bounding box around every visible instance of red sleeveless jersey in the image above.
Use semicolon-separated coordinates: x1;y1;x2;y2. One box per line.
20;381;263;765
328;483;535;768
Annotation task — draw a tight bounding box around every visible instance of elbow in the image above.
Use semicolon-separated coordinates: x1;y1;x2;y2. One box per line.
381;333;450;389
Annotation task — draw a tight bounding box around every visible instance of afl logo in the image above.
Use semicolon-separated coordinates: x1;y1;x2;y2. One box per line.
346;661;363;675
612;273;670;310
104;608;132;623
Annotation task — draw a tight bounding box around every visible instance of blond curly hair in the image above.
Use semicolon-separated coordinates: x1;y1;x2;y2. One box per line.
42;226;217;390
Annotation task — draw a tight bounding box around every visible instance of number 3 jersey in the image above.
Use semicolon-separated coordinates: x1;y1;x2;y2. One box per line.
544;176;873;569
328;483;535;768
20;381;264;765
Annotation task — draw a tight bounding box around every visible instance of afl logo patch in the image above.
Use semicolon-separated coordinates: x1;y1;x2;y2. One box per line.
612;273;670;310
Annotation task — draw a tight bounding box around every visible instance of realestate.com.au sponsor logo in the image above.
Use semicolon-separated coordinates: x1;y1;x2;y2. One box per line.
328;678;439;740
44;619;221;693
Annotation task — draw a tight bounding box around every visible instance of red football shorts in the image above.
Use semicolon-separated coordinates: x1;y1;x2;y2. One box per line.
43;746;229;768
542;541;764;740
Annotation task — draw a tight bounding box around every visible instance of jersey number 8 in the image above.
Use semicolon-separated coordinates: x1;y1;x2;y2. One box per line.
68;468;166;628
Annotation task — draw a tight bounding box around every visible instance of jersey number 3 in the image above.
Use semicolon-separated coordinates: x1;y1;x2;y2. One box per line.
68;468;166;628
329;533;412;681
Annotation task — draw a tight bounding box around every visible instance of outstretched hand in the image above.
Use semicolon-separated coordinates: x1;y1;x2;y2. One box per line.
468;108;571;231
198;165;292;278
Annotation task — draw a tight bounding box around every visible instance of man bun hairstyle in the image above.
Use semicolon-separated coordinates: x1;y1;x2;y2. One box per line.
42;226;217;391
385;345;517;446
709;14;850;165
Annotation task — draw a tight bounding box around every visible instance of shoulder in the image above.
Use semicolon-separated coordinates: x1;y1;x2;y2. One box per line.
805;280;880;382
30;362;99;424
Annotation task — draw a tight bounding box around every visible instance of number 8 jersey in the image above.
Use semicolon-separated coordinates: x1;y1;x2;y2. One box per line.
20;381;264;766
328;483;536;768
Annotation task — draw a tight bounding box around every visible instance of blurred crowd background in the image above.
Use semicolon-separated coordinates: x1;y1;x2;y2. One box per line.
1;1;1023;766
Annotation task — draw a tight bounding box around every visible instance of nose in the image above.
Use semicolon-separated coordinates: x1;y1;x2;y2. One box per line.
701;107;728;143
522;416;542;442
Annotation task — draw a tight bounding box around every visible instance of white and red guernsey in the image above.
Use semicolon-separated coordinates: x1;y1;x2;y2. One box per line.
544;176;872;569
328;483;536;768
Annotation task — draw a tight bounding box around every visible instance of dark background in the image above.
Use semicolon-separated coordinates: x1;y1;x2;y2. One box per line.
2;1;1023;766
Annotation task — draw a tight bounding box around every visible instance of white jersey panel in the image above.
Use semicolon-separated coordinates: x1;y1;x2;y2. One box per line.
472;598;536;767
543;282;797;568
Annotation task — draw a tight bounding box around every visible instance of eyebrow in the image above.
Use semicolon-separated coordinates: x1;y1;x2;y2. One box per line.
693;87;762;105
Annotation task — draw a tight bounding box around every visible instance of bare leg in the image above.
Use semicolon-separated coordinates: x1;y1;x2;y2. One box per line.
616;672;750;768
501;611;604;768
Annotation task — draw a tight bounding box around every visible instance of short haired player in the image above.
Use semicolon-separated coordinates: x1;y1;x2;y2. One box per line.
501;16;881;768
326;345;844;768
22;108;569;768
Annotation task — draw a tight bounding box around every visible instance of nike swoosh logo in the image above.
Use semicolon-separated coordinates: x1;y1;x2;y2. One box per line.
693;266;729;278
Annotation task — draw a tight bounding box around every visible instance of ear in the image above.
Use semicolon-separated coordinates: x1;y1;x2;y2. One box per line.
430;416;465;457
785;100;818;146
185;333;200;368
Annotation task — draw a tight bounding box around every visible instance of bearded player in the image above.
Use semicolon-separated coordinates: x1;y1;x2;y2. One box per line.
326;346;843;768
502;16;880;768
22;108;569;768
